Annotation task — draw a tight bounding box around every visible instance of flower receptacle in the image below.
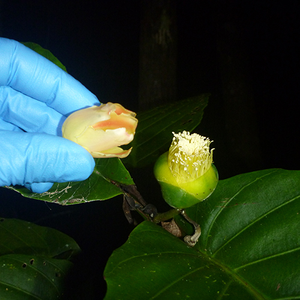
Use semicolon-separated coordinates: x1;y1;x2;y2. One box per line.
154;151;218;209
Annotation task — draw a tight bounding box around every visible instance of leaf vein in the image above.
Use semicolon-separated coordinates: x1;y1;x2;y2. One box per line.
235;246;300;271
212;191;300;257
204;170;279;249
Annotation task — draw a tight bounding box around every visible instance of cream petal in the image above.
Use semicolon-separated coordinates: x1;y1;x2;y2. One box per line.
76;127;106;152
62;105;110;140
92;111;137;134
78;127;133;153
91;147;132;158
62;102;137;159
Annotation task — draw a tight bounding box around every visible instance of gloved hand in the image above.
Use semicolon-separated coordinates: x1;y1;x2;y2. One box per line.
0;38;99;193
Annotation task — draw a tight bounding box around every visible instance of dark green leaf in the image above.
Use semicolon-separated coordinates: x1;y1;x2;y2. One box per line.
0;254;73;300
22;42;67;72
104;221;257;300
9;158;134;205
0;218;80;258
0;218;80;299
123;94;209;168
104;169;300;299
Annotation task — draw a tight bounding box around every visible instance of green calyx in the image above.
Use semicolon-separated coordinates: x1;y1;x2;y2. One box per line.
154;152;219;209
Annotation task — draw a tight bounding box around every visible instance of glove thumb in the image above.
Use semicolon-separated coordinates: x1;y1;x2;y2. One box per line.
0;131;95;193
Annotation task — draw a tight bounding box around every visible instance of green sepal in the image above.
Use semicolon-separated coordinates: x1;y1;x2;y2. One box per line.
157;181;202;209
154;152;218;209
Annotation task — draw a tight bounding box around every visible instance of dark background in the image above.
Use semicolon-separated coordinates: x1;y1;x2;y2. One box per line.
1;1;300;298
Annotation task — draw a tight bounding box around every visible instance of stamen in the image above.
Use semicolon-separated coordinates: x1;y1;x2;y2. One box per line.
168;131;214;183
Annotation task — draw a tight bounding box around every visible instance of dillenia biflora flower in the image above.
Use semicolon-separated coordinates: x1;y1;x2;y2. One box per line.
154;131;218;209
62;102;138;158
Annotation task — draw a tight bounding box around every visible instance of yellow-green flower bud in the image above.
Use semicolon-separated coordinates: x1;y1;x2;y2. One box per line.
154;131;218;209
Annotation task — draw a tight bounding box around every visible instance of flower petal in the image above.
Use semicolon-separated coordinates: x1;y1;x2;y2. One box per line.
62;102;137;159
62;105;110;140
78;127;133;153
91;147;132;158
92;111;137;134
113;103;136;117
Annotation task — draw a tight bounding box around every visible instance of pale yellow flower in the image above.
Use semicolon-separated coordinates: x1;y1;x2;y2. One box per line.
62;102;138;158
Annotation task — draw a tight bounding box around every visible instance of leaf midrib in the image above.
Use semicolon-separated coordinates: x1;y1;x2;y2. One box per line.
107;238;267;299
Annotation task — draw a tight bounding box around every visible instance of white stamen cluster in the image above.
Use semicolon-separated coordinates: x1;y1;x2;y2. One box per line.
168;131;213;183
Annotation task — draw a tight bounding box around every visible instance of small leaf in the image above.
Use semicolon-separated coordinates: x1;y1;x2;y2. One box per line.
123;94;209;168
9;158;134;205
22;42;67;72
104;169;300;299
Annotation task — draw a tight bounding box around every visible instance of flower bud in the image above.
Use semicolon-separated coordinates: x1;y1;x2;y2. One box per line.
154;131;218;209
62;102;138;158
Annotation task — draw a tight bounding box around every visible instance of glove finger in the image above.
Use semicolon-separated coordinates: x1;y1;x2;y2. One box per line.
0;86;63;135
0;131;95;191
0;118;23;132
25;182;54;193
0;38;99;115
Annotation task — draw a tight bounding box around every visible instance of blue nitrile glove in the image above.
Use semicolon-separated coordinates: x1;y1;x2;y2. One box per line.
0;38;99;193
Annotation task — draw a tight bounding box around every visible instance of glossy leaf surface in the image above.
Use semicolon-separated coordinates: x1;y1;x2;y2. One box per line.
0;218;80;258
123;94;209;168
0;218;80;299
9;158;134;205
104;169;300;299
0;254;73;300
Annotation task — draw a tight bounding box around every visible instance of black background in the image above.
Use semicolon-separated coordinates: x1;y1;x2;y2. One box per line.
1;1;300;298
